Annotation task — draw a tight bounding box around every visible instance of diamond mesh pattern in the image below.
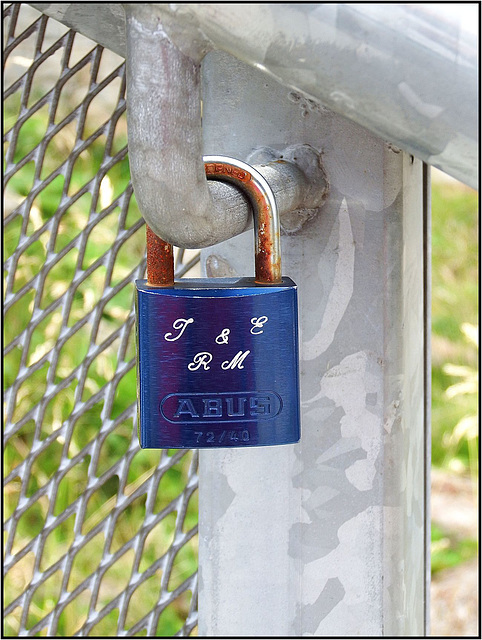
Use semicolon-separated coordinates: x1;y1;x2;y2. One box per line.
3;4;199;636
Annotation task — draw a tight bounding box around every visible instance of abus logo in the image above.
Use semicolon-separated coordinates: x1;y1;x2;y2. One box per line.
160;391;282;424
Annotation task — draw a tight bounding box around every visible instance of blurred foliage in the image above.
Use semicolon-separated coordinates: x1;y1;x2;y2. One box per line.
431;523;478;575
431;177;478;478
430;175;478;578
441;323;478;479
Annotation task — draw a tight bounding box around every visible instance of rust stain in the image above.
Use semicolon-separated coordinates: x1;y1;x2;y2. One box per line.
205;160;281;285
254;191;281;285
146;225;174;287
204;162;250;183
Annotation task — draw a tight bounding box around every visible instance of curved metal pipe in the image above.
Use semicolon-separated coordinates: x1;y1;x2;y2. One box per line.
125;5;231;248
124;5;327;249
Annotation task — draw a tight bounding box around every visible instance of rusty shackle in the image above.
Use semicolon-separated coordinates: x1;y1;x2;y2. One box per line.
146;156;282;286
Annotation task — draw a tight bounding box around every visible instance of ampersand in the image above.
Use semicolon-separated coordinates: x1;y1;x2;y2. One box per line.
215;328;230;344
250;316;269;335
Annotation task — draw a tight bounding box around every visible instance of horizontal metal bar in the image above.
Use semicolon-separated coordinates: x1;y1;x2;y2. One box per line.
30;2;478;189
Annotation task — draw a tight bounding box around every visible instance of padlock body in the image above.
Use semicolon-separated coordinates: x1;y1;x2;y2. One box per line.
136;277;300;448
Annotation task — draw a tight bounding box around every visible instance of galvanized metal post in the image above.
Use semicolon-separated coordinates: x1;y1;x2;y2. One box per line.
199;51;429;636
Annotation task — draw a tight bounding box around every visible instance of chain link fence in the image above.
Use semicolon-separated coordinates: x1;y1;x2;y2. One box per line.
3;4;199;635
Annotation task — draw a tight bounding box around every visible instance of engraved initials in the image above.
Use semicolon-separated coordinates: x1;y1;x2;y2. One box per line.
221;350;250;370
164;317;194;341
188;352;213;371
250;316;269;335
163;313;267;372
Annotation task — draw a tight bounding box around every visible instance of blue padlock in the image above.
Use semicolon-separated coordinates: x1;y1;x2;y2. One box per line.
135;156;300;448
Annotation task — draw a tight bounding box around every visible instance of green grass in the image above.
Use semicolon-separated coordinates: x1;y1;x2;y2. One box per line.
431;523;478;575
429;175;478;579
431;178;478;477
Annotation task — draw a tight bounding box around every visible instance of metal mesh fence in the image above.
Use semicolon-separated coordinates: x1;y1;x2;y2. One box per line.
3;4;199;636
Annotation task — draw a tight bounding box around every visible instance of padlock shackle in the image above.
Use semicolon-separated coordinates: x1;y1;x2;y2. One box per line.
146;156;281;286
204;156;281;284
146;226;174;287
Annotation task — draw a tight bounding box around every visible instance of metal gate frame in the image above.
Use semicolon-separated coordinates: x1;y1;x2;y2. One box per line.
198;51;429;636
4;2;478;637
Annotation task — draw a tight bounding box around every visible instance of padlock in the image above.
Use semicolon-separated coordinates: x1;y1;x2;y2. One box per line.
135;155;300;448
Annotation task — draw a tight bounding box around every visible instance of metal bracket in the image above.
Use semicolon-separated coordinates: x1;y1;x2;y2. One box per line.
124;4;327;249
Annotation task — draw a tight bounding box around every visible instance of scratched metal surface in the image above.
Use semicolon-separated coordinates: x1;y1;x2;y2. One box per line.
198;51;428;636
3;4;198;636
29;3;478;189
